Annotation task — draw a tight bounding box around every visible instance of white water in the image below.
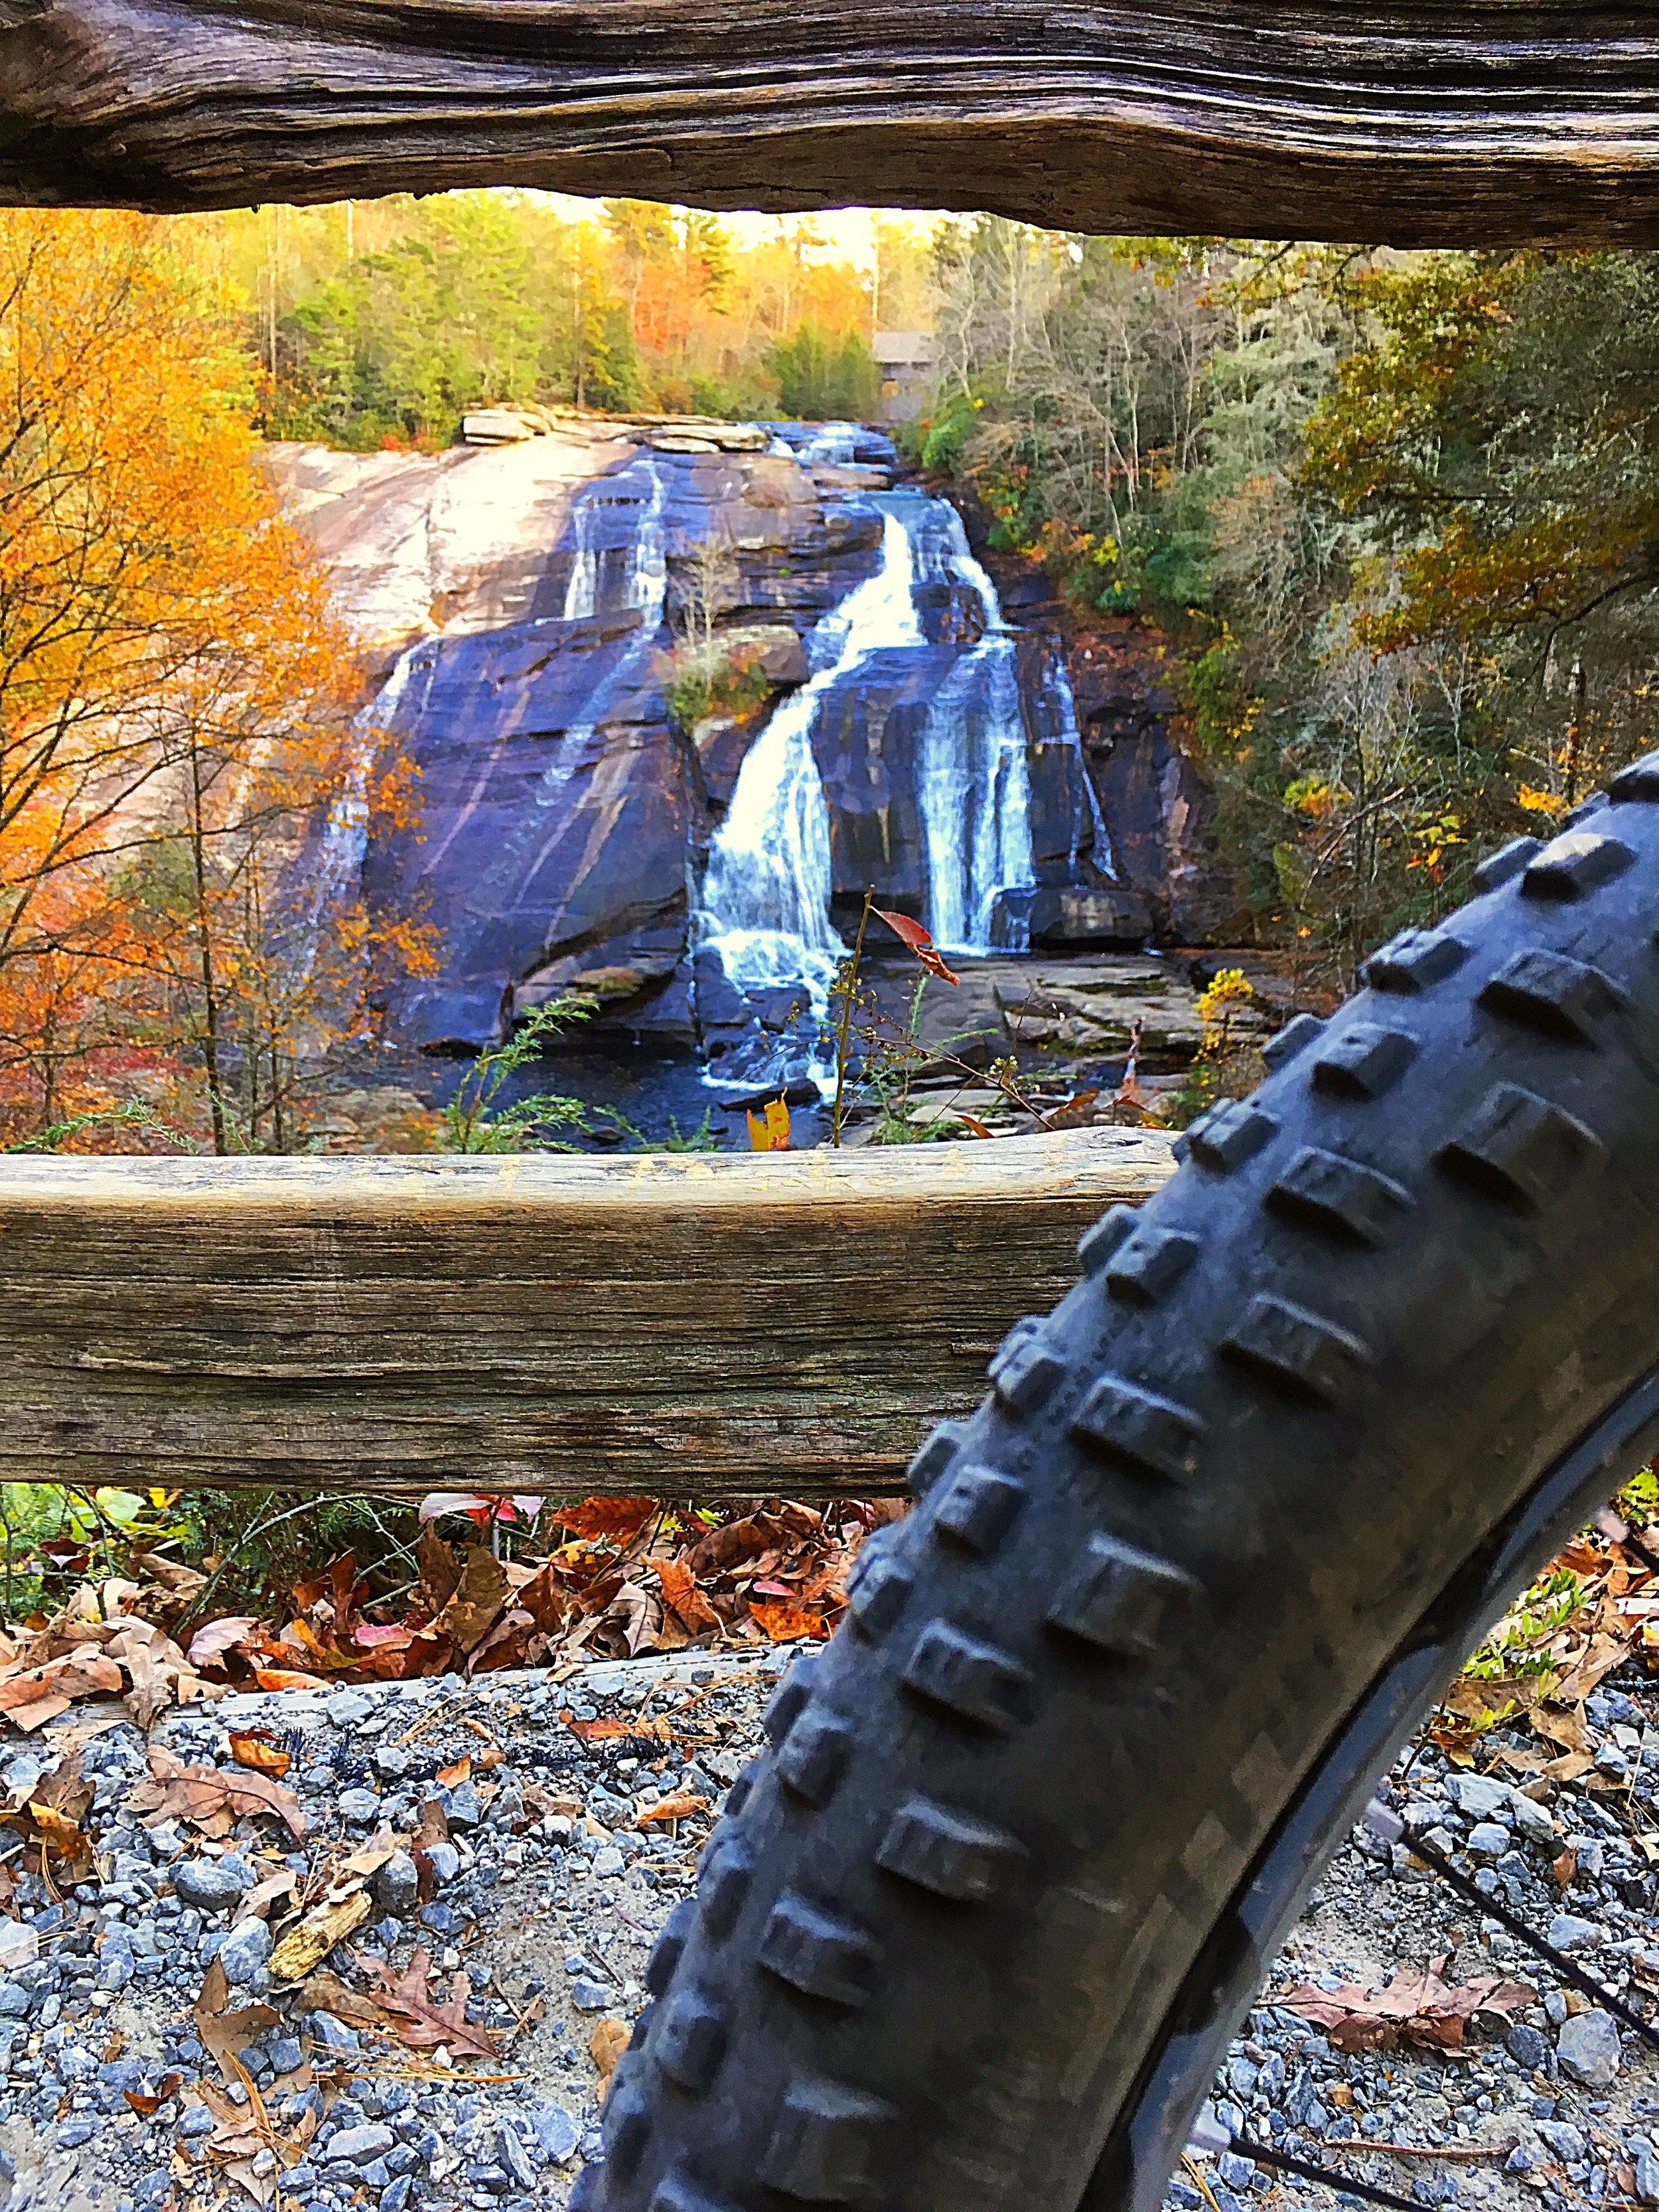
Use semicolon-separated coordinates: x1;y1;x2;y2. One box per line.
561;451;666;621
700;510;921;1001
914;503;1037;951
309;644;425;936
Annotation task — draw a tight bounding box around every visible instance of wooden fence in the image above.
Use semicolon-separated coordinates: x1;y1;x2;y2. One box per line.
0;1128;1175;1499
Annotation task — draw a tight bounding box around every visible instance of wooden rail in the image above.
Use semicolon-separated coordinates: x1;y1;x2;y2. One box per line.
4;4;1659;244
0;1129;1175;1498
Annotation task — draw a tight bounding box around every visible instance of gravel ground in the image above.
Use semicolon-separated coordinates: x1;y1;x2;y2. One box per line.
5;1642;1659;2212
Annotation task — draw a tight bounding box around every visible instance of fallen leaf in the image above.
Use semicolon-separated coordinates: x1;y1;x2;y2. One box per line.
418;1493;495;1522
748;1601;826;1644
682;1515;773;1579
1281;1958;1534;2053
1553;1847;1578;1889
251;1667;330;1694
563;1714;670;1744
194;1958;280;2084
747;1098;790;1151
125;2071;183;2116
295;1970;383;2031
368;1946;499;2059
589;2018;629;2095
228;1732;291;1779
267;1889;374;1982
412;1799;449;1851
186;1617;259;1670
653;1559;719;1637
634;1795;709;1828
128;1743;305;1839
435;1755;472;1787
413;1524;463;1617
516;1564;572;1636
435;1548;510;1655
555;1499;656;1548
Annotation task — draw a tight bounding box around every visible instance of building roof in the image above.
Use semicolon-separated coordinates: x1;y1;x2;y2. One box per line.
873;332;936;366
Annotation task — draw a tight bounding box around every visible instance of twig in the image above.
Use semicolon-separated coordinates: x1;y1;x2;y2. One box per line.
1320;2135;1518;2164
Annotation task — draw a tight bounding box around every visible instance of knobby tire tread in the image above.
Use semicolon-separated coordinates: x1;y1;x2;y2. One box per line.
579;773;1659;2212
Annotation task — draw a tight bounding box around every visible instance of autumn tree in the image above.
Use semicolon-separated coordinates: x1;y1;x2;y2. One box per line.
0;208;419;1149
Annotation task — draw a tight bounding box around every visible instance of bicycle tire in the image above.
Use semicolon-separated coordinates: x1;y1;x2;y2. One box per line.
577;759;1659;2212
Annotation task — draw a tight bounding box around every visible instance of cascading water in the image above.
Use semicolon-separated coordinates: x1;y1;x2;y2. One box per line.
459;455;668;922
699;510;921;1011
909;498;1037;952
308;644;426;938
561;449;667;620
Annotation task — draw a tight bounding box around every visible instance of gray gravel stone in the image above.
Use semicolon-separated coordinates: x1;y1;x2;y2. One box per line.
1510;1792;1558;1846
1536;2120;1587;2161
1507;2023;1550;2069
336;1789;382;1824
372;1852;419;1918
1447;1773;1512;1819
329;2123;396;2164
217;1917;272;1988
171;1859;253;1911
529;2104;579;2165
1546;1913;1602;1953
1465;1821;1510;1860
1557;2007;1623;2088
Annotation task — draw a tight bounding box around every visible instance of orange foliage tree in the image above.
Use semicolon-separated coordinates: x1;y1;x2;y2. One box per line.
0;209;428;1151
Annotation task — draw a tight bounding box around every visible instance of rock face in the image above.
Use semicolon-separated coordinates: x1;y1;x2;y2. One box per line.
284;419;1234;1055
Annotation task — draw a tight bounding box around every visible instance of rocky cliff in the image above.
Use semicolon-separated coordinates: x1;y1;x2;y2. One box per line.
273;418;1235;1060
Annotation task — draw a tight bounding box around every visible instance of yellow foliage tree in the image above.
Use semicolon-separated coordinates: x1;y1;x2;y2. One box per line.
0;209;427;1149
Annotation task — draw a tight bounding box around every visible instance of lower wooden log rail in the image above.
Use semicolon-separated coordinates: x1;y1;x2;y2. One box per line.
0;1128;1175;1499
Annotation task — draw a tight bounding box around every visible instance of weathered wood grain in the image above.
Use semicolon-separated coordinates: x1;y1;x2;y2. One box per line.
0;1128;1173;1496
4;3;1659;244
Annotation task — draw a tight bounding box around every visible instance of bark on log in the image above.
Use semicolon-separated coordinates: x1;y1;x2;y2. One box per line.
0;1127;1173;1497
5;3;1659;244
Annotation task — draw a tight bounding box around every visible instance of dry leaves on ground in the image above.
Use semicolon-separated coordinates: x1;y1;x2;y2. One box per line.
125;1741;305;1839
1432;1526;1659;1773
1281;1958;1535;2053
0;1589;224;1732
1;1747;96;1885
194;1956;280;2083
0;1495;903;1728
182;1979;317;2208
589;2018;629;2096
366;1946;500;2059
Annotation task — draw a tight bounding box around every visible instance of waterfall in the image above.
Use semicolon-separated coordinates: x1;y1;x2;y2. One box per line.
309;643;427;935
700;510;920;1001
459;455;669;928
561;449;666;621
1034;645;1116;877
912;502;1037;952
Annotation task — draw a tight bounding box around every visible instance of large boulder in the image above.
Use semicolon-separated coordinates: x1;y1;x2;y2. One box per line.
362;609;697;1049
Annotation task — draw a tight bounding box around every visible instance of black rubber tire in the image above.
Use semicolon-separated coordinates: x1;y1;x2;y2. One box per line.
582;764;1659;2212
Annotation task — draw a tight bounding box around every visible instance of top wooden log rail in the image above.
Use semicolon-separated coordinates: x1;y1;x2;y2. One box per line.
4;3;1659;244
0;1128;1174;1498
